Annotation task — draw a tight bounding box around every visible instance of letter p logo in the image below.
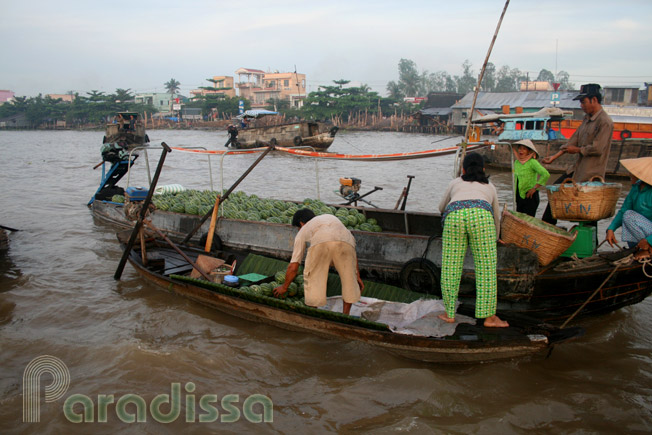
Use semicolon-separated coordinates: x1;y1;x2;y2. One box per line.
23;355;70;422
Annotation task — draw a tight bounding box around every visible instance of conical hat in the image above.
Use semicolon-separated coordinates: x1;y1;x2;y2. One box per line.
621;157;652;185
513;139;539;157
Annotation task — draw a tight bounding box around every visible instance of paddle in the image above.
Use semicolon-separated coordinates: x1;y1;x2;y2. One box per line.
181;145;274;246
114;143;171;280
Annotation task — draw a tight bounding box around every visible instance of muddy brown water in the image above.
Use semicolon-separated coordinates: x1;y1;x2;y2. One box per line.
0;130;650;433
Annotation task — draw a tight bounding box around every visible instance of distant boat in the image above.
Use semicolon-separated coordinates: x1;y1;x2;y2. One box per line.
103;112;150;147
230;110;338;150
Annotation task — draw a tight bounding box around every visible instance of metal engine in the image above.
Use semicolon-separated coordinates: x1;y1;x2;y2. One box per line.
339;177;361;197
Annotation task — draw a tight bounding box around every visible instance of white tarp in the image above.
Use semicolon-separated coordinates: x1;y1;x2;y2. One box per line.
322;296;475;337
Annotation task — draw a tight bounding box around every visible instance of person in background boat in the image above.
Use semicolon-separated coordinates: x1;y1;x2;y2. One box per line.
541;83;614;225
512;139;550;217
605;157;652;260
129;115;136;131
546;124;558;140
438;152;509;328
224;124;239;148
273;208;364;315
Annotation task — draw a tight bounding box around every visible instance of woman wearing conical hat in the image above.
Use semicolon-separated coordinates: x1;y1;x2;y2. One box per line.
606;157;652;260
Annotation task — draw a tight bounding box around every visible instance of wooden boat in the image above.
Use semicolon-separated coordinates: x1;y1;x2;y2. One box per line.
231;110;337;150
471;110;652;177
103;112;149;146
118;233;583;364
0;228;8;253
234;121;338;150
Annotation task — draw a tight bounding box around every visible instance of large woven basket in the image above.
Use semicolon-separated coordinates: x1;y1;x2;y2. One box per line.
501;208;576;266
545;176;622;222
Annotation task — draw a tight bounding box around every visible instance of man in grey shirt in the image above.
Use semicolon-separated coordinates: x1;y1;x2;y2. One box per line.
541;83;614;225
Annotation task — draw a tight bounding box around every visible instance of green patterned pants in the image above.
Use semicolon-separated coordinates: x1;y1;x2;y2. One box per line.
441;208;497;319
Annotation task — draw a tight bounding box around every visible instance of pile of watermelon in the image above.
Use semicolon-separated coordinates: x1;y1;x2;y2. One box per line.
239;270;306;305
148;189;383;232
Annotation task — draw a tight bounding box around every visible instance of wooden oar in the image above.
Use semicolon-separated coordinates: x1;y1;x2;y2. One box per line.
181;145;274;246
114;143;171;280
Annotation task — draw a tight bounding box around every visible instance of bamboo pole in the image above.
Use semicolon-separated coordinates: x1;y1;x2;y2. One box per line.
457;0;510;177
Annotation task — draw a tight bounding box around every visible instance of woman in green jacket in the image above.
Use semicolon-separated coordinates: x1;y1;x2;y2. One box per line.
606;157;652;260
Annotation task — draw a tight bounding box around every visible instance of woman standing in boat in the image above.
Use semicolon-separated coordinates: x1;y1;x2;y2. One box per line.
605;157;652;260
438;153;508;327
512;139;550;217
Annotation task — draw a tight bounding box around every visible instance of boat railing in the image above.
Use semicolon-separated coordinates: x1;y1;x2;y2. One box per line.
125;145;215;192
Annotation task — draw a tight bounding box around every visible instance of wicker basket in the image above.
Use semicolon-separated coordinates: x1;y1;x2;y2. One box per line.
501;208;576;266
545;176;622;222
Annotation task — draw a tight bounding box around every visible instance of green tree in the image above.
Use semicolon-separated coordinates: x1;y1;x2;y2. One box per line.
164;78;181;96
455;60;476;94
481;62;496;92
302;80;391;121
112;88;133;103
386;80;403;99
537;69;555;83
555;71;575;90
397;59;422;97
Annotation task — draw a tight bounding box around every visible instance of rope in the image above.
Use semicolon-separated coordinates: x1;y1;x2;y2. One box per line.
640;257;652;278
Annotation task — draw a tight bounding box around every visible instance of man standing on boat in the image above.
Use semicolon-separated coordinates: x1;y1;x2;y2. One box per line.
273;209;364;315
224;124;239;148
541;83;614;225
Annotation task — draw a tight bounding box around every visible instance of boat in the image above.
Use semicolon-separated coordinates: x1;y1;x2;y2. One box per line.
231;110;338;150
117;231;583;364
0;227;8;253
103;112;149;146
471;108;652;177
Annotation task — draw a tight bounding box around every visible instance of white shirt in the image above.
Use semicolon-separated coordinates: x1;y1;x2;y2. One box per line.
290;214;356;263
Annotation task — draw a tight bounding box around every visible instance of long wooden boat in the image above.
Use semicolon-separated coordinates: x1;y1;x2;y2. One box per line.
119;234;583;364
472;111;652;177
92;197;652;324
234;121;338;150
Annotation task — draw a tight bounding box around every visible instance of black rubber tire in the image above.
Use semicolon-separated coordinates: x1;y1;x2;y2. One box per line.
198;233;223;251
399;258;441;297
293;136;303;146
620;129;632;140
270;138;278;145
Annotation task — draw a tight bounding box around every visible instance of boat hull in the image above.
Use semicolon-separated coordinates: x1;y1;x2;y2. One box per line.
124;243;573;364
235;122;337;150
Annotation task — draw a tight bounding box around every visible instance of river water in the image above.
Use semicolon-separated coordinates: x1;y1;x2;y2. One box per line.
0;129;650;433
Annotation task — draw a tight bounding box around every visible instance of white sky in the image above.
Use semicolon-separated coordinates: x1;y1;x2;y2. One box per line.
1;0;651;98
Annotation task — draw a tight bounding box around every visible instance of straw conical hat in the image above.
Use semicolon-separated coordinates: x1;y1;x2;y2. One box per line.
513;139;539;157
621;157;652;185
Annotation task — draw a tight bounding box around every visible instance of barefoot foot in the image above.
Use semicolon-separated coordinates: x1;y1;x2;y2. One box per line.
483;315;509;328
438;313;456;323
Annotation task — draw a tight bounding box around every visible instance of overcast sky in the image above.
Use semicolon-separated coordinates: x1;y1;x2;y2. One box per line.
1;0;651;98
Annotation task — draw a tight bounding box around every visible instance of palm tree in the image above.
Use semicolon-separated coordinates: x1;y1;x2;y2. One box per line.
164;78;180;97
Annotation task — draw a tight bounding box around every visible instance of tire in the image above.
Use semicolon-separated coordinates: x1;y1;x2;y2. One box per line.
329;126;339;136
199;233;223;251
270;138;278;145
620;129;632;140
399;258;441;297
293;136;303;146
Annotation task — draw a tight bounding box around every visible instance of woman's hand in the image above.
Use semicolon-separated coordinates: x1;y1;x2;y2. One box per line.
605;229;618;247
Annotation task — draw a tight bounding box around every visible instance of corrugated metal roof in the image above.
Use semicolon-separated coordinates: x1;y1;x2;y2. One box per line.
452;91;580;110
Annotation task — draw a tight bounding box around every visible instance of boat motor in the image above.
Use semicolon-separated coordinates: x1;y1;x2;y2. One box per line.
338;177;382;207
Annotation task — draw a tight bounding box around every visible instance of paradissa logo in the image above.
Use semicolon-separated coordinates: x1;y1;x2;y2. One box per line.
23;355;273;424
